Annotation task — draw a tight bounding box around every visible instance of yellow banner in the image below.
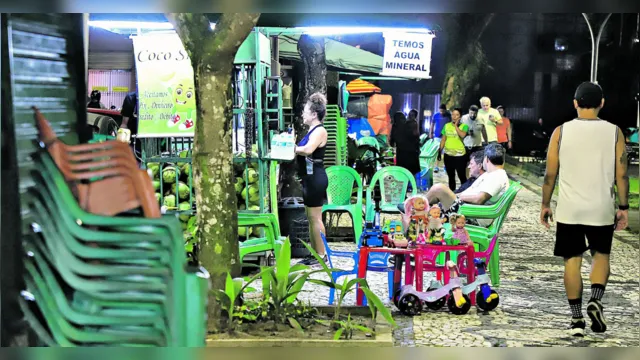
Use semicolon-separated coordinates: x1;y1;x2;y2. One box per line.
132;34;196;138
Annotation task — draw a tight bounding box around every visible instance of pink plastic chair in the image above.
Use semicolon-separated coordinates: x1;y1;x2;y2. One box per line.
456;235;498;275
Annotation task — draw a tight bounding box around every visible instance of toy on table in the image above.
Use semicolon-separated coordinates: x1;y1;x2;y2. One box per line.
383;220;409;248
449;213;472;246
426;205;446;245
402;196;429;246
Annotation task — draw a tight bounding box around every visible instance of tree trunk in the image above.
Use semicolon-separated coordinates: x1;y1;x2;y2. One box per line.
166;12;260;333
280;34;327;197
441;13;495;109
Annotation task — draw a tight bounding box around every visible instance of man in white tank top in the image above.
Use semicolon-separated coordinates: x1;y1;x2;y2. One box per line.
540;82;630;337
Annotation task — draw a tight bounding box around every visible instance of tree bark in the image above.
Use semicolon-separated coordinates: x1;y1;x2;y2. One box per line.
441;13;495;109
280;34;327;197
166;12;260;333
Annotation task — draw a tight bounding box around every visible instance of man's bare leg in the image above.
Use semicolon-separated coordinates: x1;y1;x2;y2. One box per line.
425;183;458;210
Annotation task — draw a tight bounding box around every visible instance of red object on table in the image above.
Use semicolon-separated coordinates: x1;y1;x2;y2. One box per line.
356;244;476;306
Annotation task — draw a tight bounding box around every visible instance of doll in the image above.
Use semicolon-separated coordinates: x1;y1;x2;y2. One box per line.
410;197;429;243
403;196;429;245
449;213;472;246
427;205;446;244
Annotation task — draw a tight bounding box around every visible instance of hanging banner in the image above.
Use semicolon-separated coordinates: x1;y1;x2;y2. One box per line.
380;32;435;80
132;34;196;137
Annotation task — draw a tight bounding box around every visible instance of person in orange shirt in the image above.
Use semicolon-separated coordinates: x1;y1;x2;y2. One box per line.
495;106;512;151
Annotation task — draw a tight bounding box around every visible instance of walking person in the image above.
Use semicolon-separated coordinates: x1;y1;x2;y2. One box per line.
477;96;502;144
438;108;469;191
429;104;451;173
540;82;630;337
295;93;330;265
495;105;512;152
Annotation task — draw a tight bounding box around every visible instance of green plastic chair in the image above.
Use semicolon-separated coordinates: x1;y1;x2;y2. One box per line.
444;182;523;286
238;160;285;262
27;149;205;346
419;138;439;172
418;138;439;186
322;166;363;244
365;166;418;222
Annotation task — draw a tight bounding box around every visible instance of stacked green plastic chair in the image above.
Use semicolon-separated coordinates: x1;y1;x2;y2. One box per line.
322;166;364;244
238;161;285;262
444;181;523;287
18;148;209;347
324;105;348;167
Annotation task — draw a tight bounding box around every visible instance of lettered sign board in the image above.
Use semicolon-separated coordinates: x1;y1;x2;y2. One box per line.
380;32;435;80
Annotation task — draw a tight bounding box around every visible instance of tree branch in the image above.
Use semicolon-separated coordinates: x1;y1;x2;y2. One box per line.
473;13;495;43
166;13;212;61
166;13;260;66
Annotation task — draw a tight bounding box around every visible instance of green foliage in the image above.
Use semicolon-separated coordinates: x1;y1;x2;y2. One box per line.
317;314;374;340
215;236;396;339
212;268;270;332
260;238;329;326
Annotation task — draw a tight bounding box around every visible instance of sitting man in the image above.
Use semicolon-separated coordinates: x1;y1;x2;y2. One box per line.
426;143;510;227
455;149;485;194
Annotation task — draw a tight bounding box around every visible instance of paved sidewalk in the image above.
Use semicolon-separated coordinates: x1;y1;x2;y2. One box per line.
406;171;639;346
271;170;639;347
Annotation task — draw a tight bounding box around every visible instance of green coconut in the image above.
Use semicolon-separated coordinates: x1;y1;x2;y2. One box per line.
162;165;180;184
163;194;177;208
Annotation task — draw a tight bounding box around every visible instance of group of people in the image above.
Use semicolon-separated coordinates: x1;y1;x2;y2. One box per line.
386;96;513;195
430;97;512;192
285;82;630;340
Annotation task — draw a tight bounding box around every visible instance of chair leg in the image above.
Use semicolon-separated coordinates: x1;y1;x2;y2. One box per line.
387;271;394;300
329;273;339;305
351;209;363;245
488;247;500;287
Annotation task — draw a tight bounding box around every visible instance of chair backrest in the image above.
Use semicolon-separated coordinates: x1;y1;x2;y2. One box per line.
34;108;160;218
368;166;418;208
326;166;363;206
366;251;390;268
419;139;439;171
488;182;522;233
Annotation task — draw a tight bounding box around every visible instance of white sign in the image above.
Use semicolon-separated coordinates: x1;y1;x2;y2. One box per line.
380;32;435;79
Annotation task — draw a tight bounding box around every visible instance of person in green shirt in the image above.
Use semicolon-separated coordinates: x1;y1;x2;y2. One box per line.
438;108;469;190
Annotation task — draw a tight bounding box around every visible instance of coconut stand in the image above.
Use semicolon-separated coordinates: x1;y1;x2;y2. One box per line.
138;28;286;266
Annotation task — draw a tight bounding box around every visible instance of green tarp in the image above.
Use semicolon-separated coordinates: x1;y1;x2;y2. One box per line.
277;34;383;74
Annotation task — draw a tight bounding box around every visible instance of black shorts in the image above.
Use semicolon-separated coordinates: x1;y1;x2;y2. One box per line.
554;222;615;258
301;171;328;208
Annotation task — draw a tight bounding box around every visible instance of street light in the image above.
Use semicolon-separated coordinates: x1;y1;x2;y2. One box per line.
581;13;612;84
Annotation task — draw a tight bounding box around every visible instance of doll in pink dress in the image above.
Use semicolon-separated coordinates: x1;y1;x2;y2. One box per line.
449;213;472;246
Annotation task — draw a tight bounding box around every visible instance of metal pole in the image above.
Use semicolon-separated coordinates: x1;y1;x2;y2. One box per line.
593;13;612;83
582;13;612;83
582;13;596;82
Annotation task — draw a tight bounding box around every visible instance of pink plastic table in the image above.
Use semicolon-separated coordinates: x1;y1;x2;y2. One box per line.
355;244;476;306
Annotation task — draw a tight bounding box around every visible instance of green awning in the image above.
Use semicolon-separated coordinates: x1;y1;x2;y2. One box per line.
277;34;383;74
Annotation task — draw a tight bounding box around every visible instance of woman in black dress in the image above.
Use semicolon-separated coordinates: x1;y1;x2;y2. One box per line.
294;93;329;265
392;110;421;176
